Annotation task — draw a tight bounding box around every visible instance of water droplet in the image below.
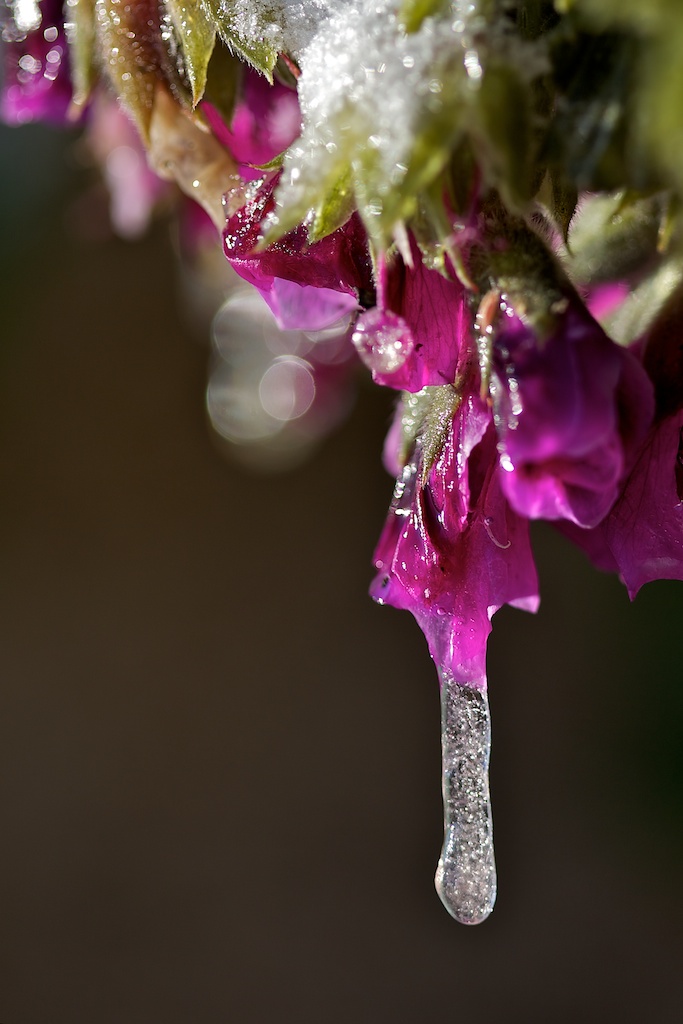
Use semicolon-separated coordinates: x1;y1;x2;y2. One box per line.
435;669;496;925
351;309;414;376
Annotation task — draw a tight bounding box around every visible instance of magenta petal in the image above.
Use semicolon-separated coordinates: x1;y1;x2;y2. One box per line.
568;411;683;597
223;174;372;330
586;282;630;321
376;237;467;391
493;304;627;527
1;0;72;125
203;70;301;180
266;278;358;331
381;401;404;478
371;394;539;688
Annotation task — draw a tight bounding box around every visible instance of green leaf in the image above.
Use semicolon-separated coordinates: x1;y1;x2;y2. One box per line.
563;0;672;34
604;258;683;348
201;0;278;81
166;1;216;106
95;0;186;138
64;0;97;111
398;0;451;34
253;153;287;172
565;192;666;285
397;385;461;478
308;169;355;243
471;59;536;210
641;22;683;201
551;175;578;243
357;61;466;248
203;38;242;128
540;170;578;242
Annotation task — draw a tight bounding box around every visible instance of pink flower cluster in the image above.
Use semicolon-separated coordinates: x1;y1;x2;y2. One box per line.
223;196;682;688
5;1;681;693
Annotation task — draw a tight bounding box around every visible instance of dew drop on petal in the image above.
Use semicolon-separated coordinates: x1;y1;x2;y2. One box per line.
434;669;497;925
351;308;414;375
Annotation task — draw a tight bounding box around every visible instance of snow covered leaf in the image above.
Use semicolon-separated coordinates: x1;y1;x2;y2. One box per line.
167;0;216;106
201;0;278;82
307;169;355;244
399;0;451;34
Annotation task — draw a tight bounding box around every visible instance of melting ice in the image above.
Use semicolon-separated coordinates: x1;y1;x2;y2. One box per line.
436;668;497;924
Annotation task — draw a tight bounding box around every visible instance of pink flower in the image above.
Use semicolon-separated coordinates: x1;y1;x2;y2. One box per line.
223;173;372;330
203;69;301;181
490;300;652;528
1;0;71;125
86;94;169;239
560;328;682;597
372;383;539;689
370;278;658;687
352;236;467;391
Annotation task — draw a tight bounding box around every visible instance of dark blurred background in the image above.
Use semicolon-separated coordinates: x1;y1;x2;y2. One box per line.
0;123;681;1023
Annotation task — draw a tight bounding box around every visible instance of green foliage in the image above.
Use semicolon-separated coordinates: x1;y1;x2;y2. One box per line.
200;0;278;81
549;172;578;242
61;0;683;336
562;0;674;33
203;39;242;128
94;0;170;138
397;385;461;478
470;59;536;210
166;1;217;106
560;0;683;201
64;0;96;110
399;0;452;34
308;169;356;244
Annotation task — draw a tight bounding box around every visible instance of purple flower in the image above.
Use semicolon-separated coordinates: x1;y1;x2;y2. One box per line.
561;409;683;595
86;93;169;239
490;299;653;528
223;173;373;330
369;273;659;689
352;236;467;391
371;384;539;688
559;324;682;597
1;0;71;125
203;69;301;181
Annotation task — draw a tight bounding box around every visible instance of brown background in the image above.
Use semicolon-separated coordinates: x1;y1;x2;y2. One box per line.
0;123;681;1022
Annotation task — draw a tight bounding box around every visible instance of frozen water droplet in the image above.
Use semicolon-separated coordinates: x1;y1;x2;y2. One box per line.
435;669;496;925
351;308;414;376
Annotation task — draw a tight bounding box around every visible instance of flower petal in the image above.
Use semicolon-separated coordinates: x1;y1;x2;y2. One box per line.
370;236;467;391
1;0;71;125
492;303;629;527
223;173;371;329
372;392;538;688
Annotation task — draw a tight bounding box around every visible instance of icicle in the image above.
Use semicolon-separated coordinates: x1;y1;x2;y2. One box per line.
435;669;497;925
